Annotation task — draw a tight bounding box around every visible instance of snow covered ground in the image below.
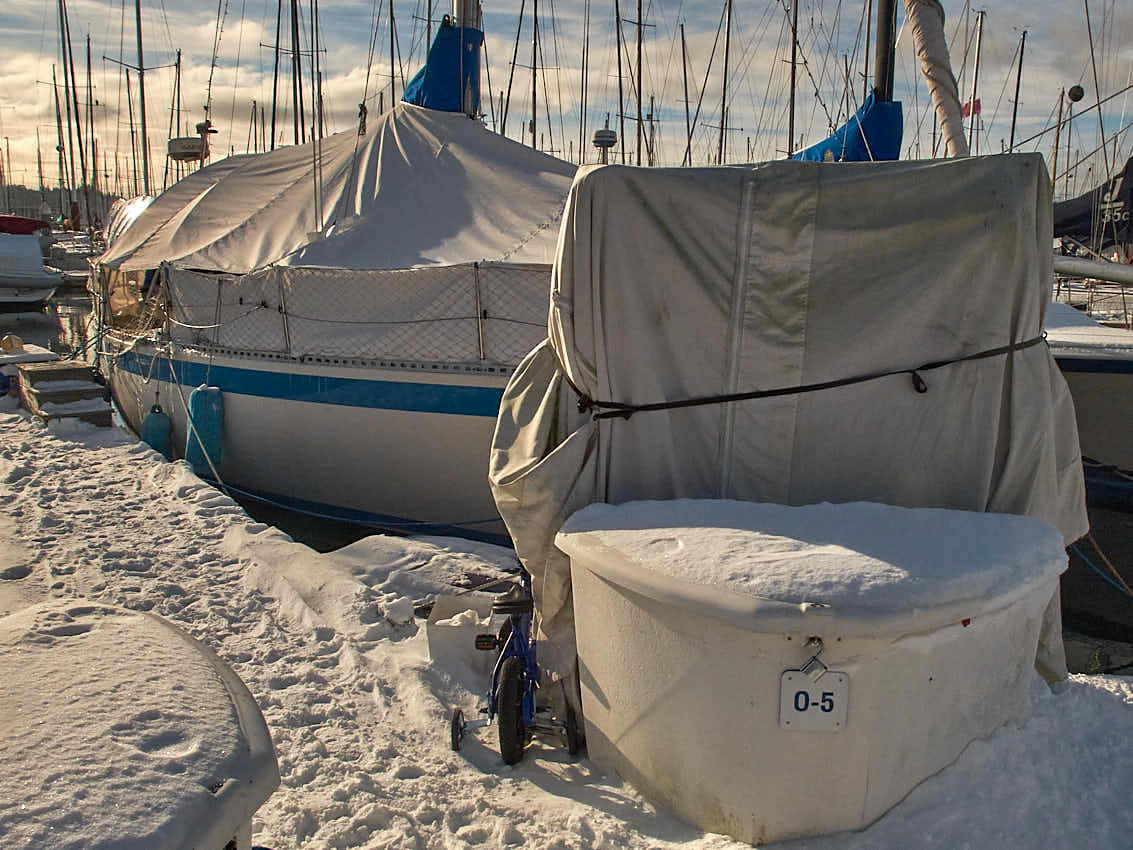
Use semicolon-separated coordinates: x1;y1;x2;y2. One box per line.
1;402;1131;849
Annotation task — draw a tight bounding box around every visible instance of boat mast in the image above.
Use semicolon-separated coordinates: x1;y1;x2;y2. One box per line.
36;128;45;193
615;0;625;163
389;0;396;108
57;0;77;197
873;0;896;102
52;65;69;215
862;0;872;102
1008;29;1026;151
86;34;98;220
578;0;590;163
681;23;691;164
63;1;90;225
636;0;643;165
719;0;731;163
291;0;305;144
966;10;984;155
531;0;538;149
126;69;139;196
271;0;282;149
502;0;525;137
134;0;151;195
1051;88;1065;194
164;50;181;190
787;0;797;157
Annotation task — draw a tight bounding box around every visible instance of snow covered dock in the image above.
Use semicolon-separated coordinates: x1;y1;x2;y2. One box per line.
0;403;1130;849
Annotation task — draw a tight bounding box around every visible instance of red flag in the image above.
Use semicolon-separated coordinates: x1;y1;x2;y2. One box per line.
961;98;982;118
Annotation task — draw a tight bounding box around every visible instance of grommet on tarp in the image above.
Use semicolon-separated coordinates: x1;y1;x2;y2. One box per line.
910;371;928;394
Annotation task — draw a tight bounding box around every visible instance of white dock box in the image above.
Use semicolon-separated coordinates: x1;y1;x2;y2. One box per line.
556;499;1067;844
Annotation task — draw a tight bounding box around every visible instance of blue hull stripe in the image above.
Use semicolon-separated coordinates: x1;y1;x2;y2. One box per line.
1053;355;1133;375
114;349;506;416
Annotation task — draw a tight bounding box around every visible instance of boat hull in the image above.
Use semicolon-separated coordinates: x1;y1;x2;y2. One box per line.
1054;354;1133;471
104;338;511;541
0;284;57;309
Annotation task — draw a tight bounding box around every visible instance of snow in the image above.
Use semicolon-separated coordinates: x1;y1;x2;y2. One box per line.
0;600;277;850
0;408;1131;849
558;500;1067;613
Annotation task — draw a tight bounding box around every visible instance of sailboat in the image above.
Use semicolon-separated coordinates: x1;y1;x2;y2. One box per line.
93;2;575;541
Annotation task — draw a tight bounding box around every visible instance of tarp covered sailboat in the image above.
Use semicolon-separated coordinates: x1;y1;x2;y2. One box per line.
94;4;575;539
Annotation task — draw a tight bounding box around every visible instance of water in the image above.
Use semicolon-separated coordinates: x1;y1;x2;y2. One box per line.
1;292;94;359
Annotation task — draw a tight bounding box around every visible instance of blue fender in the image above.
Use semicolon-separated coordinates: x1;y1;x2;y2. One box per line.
185;386;223;477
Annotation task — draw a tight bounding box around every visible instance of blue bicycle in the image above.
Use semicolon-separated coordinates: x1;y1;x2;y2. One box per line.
449;573;583;764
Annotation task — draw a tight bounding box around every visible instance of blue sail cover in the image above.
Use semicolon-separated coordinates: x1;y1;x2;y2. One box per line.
402;21;484;114
791;91;903;162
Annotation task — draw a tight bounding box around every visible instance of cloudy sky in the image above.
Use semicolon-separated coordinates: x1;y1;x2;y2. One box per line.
1;0;1131;204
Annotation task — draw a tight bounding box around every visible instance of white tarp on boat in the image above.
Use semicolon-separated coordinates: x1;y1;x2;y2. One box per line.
98;104;576;274
489;154;1089;697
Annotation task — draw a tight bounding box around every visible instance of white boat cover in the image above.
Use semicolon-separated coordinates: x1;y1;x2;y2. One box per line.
489;154;1088;697
0;234;63;288
103;194;154;249
99;104;576;274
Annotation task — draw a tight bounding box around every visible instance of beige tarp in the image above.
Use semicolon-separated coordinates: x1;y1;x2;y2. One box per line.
490;154;1088;702
99;104;575;274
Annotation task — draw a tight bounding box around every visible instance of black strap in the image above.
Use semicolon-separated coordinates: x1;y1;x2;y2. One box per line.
575;333;1047;421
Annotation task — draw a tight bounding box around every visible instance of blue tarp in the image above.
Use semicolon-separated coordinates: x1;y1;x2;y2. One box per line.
401;22;483;114
791;91;903;162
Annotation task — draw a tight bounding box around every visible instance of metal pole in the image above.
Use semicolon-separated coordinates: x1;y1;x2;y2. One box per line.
271;0;282;149
135;0;150;194
636;0;643;165
966;10;984;154
615;0;625;163
787;0;797;156
502;0;524;136
389;0;396;108
862;0;872;102
291;0;305;144
1051;88;1064;194
531;0;538;149
63;0;90;225
681;23;691;166
1008;30;1026;151
126;69;138;196
52;66;68;214
720;0;732;164
57;0;76;195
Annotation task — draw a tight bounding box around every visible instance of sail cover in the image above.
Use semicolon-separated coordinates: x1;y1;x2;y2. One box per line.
791;91;903;162
98;104;576;274
1054;155;1132;250
490;154;1087;696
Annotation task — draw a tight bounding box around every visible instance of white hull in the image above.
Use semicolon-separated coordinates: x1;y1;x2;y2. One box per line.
0;284;57;307
104;337;511;541
1046;301;1133;471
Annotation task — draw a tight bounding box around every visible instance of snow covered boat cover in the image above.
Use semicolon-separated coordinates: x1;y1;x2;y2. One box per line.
98;104;576;274
557;500;1067;633
0;600;280;849
489;154;1088;687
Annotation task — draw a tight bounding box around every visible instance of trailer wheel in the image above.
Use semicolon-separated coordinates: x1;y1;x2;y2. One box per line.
497;657;526;765
450;709;465;752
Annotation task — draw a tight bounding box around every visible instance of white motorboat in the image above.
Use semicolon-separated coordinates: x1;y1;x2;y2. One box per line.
1046;299;1133;472
0;234;62;309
